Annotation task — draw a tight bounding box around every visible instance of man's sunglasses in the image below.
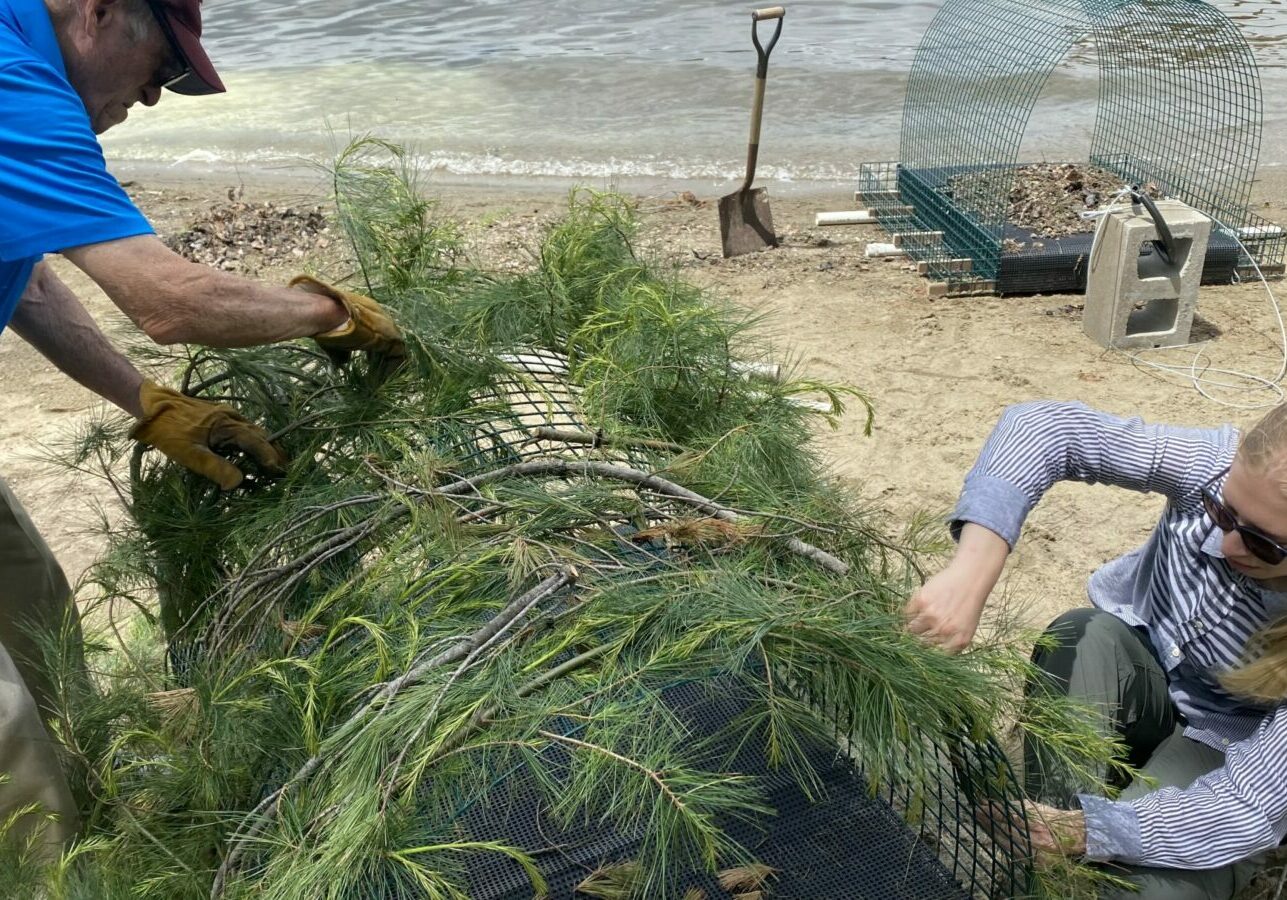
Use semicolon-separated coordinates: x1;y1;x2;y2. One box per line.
144;1;192;89
1201;466;1287;566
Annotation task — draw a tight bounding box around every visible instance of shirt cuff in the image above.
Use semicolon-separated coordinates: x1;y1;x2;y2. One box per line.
948;474;1032;548
1079;794;1144;863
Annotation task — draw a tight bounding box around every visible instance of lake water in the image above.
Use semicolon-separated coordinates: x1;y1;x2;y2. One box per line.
102;0;1287;194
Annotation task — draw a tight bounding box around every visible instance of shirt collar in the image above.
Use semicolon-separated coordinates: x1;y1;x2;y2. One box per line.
8;0;69;79
1201;526;1225;559
1201;518;1287;605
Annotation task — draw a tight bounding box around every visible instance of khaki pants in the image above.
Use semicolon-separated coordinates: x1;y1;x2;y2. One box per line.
1026;608;1264;900
0;478;78;850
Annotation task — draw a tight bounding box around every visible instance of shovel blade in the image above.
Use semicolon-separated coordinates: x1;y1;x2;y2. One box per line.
719;188;778;258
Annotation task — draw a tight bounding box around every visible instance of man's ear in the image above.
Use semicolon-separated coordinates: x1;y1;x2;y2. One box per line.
80;0;127;39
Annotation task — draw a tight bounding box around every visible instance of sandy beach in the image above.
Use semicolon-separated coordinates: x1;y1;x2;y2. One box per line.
13;166;1287;639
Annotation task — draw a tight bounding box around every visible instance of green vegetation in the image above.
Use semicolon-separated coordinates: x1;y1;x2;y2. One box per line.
9;140;1122;899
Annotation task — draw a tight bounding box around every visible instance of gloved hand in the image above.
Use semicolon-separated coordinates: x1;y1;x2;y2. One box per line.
131;381;288;491
291;275;406;374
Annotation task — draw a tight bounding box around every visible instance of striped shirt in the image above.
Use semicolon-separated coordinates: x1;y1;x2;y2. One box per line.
954;401;1287;869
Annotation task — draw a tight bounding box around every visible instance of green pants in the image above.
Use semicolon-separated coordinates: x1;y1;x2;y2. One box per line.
0;478;78;850
1026;608;1263;900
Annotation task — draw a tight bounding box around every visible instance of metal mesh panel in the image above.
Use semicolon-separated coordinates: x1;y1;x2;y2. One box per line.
862;0;1284;292
433;348;645;474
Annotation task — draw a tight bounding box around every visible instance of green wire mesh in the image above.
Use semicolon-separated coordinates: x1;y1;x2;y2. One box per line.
860;0;1284;291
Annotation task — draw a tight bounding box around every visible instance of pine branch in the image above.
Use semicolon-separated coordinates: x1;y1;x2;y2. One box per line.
210;567;578;897
431;460;851;576
196;459;847;648
538;730;687;812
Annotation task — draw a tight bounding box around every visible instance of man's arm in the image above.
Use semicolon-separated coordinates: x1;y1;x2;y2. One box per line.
62;235;349;347
11;261;144;416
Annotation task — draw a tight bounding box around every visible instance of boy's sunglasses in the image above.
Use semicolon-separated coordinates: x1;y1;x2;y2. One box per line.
1201;466;1287;566
145;1;192;89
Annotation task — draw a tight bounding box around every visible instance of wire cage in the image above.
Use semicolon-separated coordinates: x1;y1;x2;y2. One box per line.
160;351;1036;898
385;354;1034;899
860;0;1286;295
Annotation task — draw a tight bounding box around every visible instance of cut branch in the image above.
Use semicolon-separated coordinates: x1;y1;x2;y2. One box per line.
204;458;847;650
529;426;686;454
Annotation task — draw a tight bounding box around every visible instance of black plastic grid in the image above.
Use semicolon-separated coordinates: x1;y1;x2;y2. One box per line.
426;677;1030;900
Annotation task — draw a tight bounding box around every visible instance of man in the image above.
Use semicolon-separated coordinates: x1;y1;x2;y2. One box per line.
905;400;1287;899
0;0;403;849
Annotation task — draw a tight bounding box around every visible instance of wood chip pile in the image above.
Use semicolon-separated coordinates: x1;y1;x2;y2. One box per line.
948;163;1163;243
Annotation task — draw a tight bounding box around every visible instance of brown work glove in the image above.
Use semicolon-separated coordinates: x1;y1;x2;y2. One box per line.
291;275;406;375
131;380;288;491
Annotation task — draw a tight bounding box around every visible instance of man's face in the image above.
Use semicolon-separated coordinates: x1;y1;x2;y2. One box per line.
60;0;178;133
1216;455;1287;582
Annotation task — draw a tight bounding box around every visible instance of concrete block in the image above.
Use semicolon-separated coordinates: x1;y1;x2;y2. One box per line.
1083;199;1212;350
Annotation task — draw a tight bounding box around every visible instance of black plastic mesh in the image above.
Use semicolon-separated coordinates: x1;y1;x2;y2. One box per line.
415;676;1030;900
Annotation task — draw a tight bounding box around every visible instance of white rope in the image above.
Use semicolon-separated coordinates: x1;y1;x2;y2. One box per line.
1079;188;1287;410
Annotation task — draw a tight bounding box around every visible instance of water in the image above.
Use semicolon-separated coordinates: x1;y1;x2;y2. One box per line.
102;1;1287;193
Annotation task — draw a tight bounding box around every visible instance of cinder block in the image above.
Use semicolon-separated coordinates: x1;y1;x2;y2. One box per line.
1083;200;1212;350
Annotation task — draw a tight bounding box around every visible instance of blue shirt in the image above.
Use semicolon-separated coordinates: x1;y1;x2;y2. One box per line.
954;401;1287;869
0;0;152;332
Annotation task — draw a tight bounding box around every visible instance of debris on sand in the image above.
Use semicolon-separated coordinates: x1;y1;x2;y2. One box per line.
949;163;1163;242
166;188;333;273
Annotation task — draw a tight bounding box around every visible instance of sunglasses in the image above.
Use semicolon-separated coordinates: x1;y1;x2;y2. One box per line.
144;0;192;90
1201;466;1287;566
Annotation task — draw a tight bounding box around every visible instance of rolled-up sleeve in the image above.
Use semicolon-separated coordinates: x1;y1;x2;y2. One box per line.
1081;706;1287;869
951;401;1234;549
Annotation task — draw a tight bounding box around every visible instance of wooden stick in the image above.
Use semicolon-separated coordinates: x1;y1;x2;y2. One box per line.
529;426;686;454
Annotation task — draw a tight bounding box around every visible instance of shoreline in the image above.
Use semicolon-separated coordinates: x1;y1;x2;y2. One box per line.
112;155;1287;210
110;158;872;203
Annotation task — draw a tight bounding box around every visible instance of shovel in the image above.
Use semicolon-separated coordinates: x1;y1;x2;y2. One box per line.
719;6;785;258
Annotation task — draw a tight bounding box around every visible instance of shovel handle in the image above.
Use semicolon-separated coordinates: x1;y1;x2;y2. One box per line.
743;7;784;192
751;7;785;77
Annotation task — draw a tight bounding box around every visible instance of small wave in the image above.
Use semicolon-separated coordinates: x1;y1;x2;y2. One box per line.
114;144;866;186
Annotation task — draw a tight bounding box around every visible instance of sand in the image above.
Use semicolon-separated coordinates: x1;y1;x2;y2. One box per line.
13;169;1287;639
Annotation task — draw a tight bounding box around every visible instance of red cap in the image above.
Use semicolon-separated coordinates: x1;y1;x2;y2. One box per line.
150;0;225;95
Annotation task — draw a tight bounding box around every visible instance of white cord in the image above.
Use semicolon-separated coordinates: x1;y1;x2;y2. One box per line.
1079;188;1287;410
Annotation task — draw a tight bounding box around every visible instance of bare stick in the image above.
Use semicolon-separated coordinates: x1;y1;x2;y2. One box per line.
529;426;686;454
